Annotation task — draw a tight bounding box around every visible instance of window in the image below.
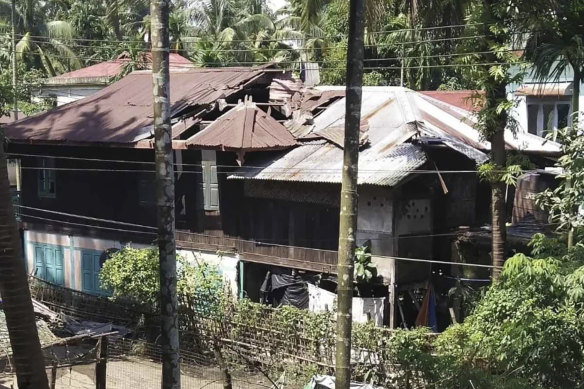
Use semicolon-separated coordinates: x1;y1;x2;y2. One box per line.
137;177;156;207
526;99;572;138
38;158;56;198
33;244;64;286
200;150;219;211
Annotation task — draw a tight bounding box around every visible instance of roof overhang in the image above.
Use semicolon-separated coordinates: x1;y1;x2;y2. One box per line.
516;82;573;97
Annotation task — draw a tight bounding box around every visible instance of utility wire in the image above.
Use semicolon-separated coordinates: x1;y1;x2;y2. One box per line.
10;153;540;174
9;34;501;52
0;48;525;70
18;165;519;175
18;206;502;269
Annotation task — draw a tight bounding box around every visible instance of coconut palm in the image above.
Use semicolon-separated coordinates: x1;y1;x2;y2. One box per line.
0;0;80;76
522;0;584;119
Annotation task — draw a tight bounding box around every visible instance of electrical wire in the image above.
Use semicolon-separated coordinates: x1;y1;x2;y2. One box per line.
17;206;502;269
17;165;509;175
0;47;524;71
8;22;487;45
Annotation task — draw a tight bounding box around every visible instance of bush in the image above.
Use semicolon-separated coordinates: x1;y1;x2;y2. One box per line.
99;246;225;307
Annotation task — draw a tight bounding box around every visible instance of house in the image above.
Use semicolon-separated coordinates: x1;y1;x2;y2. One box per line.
2;68;560;329
34;52;194;106
508;65;583;138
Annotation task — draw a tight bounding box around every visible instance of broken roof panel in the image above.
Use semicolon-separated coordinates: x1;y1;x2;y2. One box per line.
231;141;426;186
231;86;559;187
185;100;297;151
3;66;275;146
231;88;428;186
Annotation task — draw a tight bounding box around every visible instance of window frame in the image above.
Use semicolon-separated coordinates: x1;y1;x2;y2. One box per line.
38;158;56;199
526;97;572;138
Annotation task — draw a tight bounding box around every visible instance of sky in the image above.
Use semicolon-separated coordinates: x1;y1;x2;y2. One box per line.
266;0;287;12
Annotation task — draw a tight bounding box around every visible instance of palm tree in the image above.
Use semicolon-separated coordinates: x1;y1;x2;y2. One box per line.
0;0;80;76
522;1;584;121
521;0;584;247
0;143;49;388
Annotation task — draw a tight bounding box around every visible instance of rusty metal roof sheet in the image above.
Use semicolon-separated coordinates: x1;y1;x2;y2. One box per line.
45;53;194;85
231;141;426;186
230;88;427;186
3;66;273;145
230;85;559;187
185;99;297;151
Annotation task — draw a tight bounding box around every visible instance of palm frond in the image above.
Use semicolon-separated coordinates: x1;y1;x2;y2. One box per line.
236;13;275;34
15;32;33;60
49;38;82;70
46;20;74;40
37;45;57;77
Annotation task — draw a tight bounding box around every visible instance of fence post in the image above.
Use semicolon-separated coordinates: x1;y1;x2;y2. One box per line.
96;336;108;389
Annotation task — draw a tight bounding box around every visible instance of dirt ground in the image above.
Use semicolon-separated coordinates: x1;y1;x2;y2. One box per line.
0;357;273;389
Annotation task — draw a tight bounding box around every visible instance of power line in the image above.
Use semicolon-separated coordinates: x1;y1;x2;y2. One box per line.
3;42;524;65
18;205;501;269
10;153;536;174
19;213;157;236
18;165;518;175
11;33;495;52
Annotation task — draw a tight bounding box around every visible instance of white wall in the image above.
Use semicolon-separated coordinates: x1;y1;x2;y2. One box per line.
34;86;104;106
307;283;384;326
177;249;240;297
24;229;239;295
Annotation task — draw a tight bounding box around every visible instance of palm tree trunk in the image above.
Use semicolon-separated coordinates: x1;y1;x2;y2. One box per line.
490;126;507;278
567;67;581;248
335;0;365;388
111;0;122;41
481;0;507;280
151;0;180;388
0;147;49;388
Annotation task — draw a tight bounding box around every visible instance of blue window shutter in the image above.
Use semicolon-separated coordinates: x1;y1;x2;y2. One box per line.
33;244;64;285
82;252;94;293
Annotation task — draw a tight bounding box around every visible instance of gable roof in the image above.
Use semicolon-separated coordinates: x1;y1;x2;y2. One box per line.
3;66;273;146
230;86;561;187
45;53;194;86
186;99;297;153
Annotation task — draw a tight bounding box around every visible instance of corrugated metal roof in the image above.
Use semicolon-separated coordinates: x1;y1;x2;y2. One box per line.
413;91;562;154
185;99;297;151
231;141;425;186
231;88;428;186
46;53;193;85
419;90;483;112
231;86;560;187
3;66;273;145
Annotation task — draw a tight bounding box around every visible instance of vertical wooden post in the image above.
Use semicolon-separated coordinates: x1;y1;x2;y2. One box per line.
50;363;57;389
388;257;397;329
335;0;365;388
95;336;108;389
151;0;180;387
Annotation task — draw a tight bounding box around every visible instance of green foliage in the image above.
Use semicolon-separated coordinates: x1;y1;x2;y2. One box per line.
354;246;377;284
537;125;584;235
99;246;224;307
477;162;522;185
433;237;584;389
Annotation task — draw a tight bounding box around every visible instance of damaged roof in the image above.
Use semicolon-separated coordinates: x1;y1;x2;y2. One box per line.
3;66;275;146
186;99;297;151
231;86;560;187
231;88;430;186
